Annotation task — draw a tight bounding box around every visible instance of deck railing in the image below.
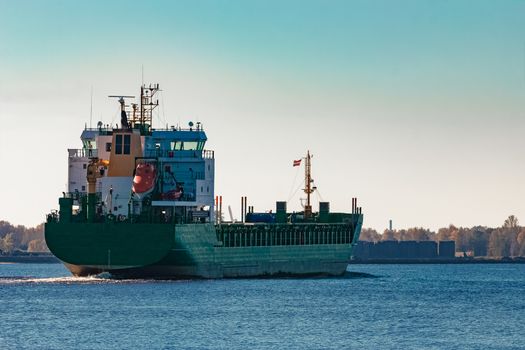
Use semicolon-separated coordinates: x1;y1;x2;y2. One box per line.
216;223;355;248
144;149;214;159
68;148;213;160
68;148;98;158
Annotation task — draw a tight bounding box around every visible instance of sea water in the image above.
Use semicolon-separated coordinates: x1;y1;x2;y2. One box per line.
0;263;523;349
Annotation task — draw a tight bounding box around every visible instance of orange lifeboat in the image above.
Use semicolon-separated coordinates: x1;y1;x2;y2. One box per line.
132;163;156;198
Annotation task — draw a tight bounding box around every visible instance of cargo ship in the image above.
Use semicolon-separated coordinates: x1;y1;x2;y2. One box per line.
44;83;363;279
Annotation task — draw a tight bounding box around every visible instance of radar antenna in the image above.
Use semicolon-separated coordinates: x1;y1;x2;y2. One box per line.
108;95;135;129
107;83;160;133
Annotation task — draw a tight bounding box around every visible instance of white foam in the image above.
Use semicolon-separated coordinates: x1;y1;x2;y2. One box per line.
0;275;183;285
0;276;107;285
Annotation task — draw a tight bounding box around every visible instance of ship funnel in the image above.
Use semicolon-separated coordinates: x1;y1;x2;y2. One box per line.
241;196;248;223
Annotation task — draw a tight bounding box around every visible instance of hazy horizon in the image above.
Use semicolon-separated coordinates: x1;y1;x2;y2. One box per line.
1;0;524;230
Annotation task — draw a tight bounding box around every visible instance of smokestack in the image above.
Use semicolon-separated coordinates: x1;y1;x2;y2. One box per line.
389;219;392;231
219;196;223;224
215;196;219;224
240;196;248;223
244;197;247;223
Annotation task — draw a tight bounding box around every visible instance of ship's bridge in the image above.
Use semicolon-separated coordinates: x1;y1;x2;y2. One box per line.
145;128;208;158
137;124;215;223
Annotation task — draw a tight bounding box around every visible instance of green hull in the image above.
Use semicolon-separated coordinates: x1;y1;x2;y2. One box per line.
45;219;363;279
45;223;174;269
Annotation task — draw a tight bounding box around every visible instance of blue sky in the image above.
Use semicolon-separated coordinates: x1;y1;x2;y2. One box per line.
1;0;524;230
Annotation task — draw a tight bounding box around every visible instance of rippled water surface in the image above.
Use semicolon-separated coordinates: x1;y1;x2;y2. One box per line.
0;263;524;349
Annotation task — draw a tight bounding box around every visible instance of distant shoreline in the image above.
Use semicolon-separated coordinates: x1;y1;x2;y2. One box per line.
349;257;525;264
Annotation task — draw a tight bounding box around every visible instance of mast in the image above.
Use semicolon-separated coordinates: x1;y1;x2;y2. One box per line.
109;84;159;133
137;83;159;128
304;150;314;219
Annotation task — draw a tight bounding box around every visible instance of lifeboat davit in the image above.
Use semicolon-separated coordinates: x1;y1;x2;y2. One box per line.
132;163;157;198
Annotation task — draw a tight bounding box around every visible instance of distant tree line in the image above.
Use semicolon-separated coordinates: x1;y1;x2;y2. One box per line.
360;215;525;258
0;221;48;254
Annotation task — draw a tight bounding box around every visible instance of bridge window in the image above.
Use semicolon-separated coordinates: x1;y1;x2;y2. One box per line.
115;134;131;155
115;135;122;154
123;135;131;154
183;141;199;151
167;141;205;151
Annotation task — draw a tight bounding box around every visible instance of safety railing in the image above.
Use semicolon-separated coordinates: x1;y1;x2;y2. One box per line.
68;148;98;158
215;223;355;248
144;149;214;159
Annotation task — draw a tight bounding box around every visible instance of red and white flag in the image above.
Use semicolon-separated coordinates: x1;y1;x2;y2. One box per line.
293;159;302;167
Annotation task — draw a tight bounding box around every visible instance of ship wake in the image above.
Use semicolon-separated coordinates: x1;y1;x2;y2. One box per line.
0;274;173;285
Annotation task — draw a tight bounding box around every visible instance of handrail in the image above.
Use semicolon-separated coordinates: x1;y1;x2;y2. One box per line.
143;149;214;159
68;148;99;158
202;150;214;159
